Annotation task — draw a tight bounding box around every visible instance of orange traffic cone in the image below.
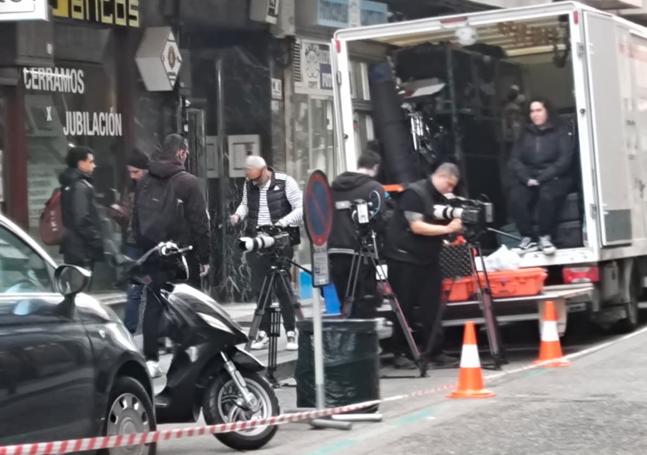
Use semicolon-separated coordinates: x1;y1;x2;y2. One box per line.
448;321;495;399
534;301;570;368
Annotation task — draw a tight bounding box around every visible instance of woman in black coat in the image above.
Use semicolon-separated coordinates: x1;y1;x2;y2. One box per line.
509;98;574;255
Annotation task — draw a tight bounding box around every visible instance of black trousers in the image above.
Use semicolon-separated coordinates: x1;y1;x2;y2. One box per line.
142;263;162;361
509;177;572;238
387;258;443;356
248;246;296;333
330;253;379;319
141;253;203;361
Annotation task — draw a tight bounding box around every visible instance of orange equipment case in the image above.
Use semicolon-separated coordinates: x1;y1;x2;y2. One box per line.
442;268;547;301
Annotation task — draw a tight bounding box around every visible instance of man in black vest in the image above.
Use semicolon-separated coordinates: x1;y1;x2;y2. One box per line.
230;155;303;351
383;163;463;369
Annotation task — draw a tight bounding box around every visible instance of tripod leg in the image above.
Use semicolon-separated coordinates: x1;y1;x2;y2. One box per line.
373;260;422;366
344;254;362;318
266;303;280;386
472;245;507;368
276;270;303;322
246;274;275;350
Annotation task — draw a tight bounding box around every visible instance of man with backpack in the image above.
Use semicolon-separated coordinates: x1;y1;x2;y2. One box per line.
134;133;210;376
59;146;104;270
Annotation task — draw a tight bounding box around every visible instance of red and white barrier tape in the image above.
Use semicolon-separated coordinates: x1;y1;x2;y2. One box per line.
7;325;643;455
0;399;382;455
0;382;459;455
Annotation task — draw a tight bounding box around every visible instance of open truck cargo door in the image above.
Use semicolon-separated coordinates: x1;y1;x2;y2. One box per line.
583;11;633;246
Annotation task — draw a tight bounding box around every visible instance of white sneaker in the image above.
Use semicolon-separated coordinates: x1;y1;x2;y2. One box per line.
286;331;298;351
250;331;269;350
539;235;557;256
146;360;163;379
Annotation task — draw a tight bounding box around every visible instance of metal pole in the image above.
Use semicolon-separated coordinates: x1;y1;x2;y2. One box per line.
215;55;228;300
312;289;325;409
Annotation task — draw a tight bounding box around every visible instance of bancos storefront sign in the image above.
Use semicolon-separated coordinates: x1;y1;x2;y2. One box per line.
0;0;48;21
51;0;140;27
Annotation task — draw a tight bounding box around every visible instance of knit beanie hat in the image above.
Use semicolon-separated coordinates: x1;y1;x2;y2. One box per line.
127;148;150;170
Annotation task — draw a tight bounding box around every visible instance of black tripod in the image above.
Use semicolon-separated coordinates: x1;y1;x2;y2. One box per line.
245;251;306;385
421;234;509;375
343;227;424;376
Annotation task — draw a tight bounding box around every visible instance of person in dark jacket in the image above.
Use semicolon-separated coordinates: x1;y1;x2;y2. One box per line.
509;98;574;255
109;148;150;334
329;150;385;318
59;146;103;269
135;134;211;376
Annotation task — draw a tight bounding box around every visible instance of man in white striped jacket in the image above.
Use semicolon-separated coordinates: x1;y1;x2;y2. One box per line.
231;155;303;351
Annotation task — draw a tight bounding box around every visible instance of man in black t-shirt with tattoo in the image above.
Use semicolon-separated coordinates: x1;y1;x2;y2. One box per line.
383;163;463;369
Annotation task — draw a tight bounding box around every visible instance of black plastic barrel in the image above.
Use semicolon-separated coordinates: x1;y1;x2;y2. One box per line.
295;319;380;410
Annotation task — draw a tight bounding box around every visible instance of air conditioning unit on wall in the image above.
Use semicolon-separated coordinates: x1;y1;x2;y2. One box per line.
250;0;280;24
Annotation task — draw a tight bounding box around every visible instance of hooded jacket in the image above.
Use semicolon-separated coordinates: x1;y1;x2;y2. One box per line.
509;122;573;185
136;159;211;264
329;172;385;252
59;168;104;265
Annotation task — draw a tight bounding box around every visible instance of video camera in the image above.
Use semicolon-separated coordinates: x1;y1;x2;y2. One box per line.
433;196;494;237
334;190;382;226
238;226;300;254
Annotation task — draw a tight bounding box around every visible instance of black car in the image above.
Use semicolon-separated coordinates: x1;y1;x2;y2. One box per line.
0;214;155;454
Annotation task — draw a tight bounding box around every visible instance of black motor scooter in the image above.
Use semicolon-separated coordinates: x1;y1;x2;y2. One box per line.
123;242;279;451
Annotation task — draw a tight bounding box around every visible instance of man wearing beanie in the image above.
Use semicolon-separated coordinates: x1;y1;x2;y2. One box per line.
110;148;150;333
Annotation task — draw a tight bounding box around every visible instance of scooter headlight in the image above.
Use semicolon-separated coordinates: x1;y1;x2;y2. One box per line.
197;312;234;334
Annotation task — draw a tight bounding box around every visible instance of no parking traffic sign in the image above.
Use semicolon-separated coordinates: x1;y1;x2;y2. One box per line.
304;170;333;286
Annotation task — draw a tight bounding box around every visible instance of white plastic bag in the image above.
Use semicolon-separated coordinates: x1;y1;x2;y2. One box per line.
482;245;522;272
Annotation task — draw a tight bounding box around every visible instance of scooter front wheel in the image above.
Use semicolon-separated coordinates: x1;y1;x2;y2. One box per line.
202;371;279;450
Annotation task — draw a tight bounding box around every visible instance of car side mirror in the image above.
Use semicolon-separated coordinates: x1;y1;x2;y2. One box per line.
54;265;92;297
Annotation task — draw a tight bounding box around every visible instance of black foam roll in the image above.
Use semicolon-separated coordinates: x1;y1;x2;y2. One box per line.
369;63;418;184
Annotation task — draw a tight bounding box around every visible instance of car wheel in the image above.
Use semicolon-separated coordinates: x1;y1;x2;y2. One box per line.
101;376;156;455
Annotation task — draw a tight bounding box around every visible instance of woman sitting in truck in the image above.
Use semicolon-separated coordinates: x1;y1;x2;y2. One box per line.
508;97;574;256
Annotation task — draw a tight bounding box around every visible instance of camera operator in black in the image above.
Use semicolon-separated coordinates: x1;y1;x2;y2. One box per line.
329;151;385;318
230;155;303;351
384;163;463;369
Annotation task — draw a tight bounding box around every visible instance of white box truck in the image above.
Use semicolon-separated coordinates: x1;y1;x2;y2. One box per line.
330;1;647;333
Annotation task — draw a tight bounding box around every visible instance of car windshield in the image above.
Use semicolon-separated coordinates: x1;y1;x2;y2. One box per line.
0;225;53;293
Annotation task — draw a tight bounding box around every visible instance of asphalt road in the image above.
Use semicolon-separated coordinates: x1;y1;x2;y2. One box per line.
156;321;647;455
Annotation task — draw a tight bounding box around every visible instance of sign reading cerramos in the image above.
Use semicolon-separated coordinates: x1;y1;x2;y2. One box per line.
23;67;123;137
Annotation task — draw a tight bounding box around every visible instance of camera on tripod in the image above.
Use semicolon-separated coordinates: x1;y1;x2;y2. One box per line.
335;190;382;227
238;226;300;253
433;196;494;235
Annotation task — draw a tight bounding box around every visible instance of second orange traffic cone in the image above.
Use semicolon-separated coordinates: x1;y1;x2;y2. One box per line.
534;301;570;368
448;321;495;399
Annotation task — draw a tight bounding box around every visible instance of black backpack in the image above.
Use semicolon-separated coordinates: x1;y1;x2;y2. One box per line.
136;172;185;247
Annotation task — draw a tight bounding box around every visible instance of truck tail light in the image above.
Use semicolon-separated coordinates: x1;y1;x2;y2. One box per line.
563;265;599;284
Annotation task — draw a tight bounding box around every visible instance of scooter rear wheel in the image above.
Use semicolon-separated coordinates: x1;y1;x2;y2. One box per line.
202;370;279;450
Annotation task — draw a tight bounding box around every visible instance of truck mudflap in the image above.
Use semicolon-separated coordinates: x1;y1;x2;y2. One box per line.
441;283;594;335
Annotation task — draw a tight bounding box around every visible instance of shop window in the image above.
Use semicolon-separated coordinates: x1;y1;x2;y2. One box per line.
350;60;370;102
